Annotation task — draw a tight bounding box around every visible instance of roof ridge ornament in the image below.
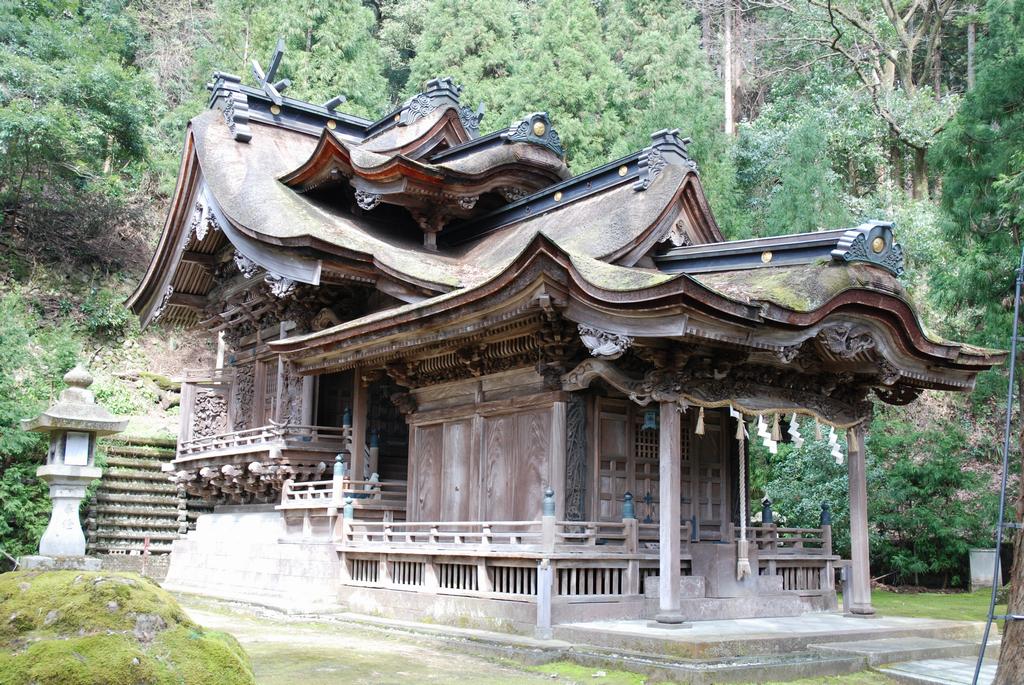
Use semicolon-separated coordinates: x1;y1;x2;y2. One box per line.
831;221;905;277
502;112;564;158
209;72;252;143
251;37;291;106
634;129;693;191
397;77;463;126
459;102;485;138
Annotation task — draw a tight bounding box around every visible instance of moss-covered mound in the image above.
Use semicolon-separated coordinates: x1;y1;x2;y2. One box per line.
0;570;254;685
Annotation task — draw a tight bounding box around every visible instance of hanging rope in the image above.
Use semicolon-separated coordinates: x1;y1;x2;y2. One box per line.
732;407;752;581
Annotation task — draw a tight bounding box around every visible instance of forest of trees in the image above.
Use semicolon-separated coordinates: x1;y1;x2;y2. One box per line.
1;0;1022;589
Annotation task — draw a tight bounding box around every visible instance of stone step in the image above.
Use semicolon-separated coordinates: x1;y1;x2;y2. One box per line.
104;467;174;482
810;637;985;667
104;455;167;470
97;481;177;495
91;518;182;531
643;593;808;621
877;656;996;684
87;542;174;554
89;503;182;517
102;444;176;460
91;530;180;542
96;492;181;506
104;434;178;448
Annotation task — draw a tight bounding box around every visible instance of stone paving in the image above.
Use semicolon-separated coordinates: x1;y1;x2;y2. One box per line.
878;657;995;684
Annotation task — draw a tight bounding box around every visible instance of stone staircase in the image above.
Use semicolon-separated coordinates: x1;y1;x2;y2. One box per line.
86;436;212;555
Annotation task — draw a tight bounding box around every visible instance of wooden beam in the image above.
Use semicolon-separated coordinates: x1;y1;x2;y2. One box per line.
180;250;217;268
168;292;207;310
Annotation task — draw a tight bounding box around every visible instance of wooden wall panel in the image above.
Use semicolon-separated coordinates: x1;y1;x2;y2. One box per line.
441;419;475;521
514;410;550;521
407;401;559;523
411;424;443;521
482;415;516;520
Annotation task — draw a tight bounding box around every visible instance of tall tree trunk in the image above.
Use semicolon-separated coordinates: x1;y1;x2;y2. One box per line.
912;147;929;200
994;424;1024;683
932;31;942;102
723;0;734;136
889;140;904;193
967;10;976;91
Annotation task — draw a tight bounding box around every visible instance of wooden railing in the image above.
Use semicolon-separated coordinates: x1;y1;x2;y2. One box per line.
278;477;408;510
749;524;832;556
338;517;693;556
178;423;351;458
183;367;235;385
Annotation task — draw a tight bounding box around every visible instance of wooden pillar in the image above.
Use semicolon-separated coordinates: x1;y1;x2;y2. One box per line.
550;400;567;521
656;401;685;624
274;322;287;423
536;559;554;640
301;376;314;425
846;422;875;615
178;381;195;446
351;369;368;482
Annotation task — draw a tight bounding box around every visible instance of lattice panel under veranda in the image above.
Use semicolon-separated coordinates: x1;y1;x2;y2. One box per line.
437;563;479;591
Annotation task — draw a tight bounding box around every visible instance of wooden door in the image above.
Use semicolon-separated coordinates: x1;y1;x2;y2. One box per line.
632;411;660;523
410;424;443;521
692;409;730;540
596;399;630;521
440;420;474;521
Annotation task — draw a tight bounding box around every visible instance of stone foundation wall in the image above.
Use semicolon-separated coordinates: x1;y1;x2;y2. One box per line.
96;553;171;582
161;508;340;612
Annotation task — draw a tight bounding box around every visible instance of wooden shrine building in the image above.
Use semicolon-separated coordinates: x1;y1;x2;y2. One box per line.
129;45;1003;632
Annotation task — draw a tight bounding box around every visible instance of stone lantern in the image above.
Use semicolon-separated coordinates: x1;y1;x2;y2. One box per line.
20;365;127;565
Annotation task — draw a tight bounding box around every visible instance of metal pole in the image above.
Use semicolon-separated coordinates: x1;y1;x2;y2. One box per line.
973;243;1024;685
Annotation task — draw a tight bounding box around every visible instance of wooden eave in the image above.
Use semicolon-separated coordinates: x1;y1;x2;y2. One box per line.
278;127;565;205
271;233;1000;388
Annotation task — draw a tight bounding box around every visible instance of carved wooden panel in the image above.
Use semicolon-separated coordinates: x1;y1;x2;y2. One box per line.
564;394;588;521
231;362;255;430
441;420;475;521
411;424;443;521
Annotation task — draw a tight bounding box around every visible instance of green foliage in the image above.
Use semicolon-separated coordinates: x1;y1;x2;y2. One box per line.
869;418;996;587
203;0;389;118
752;434;870;558
80;287;135;338
0;0;158;271
0;292;81;557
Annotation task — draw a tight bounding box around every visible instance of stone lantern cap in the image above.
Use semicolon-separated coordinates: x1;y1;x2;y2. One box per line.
21;365;128;436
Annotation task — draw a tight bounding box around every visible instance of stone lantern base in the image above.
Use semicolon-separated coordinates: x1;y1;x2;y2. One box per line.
17;555;101;571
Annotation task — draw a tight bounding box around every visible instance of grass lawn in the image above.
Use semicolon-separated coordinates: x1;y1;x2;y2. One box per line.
858;588;1004;622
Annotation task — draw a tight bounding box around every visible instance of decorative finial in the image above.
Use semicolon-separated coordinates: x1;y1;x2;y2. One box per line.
542;487;555;517
64;365;93;389
622;492;635;520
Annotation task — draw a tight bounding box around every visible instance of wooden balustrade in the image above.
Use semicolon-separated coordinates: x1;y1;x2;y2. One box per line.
748;524;833;556
178;423;351;457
